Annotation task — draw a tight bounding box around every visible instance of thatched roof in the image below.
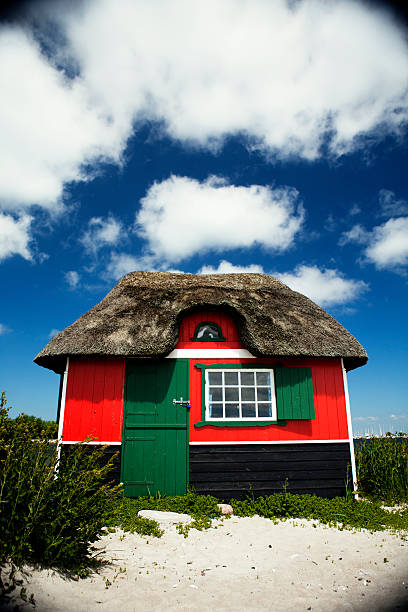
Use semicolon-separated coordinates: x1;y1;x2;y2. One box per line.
34;271;367;373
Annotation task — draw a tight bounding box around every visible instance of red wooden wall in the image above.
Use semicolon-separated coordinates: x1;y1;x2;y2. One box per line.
62;358;124;442
176;311;241;348
188;357;349;443
178;310;349;442
61;311;350;444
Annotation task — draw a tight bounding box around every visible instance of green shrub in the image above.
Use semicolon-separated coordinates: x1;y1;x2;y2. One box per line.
0;392;121;573
230;490;408;533
111;499;164;537
112;487;408;537
4;413;58;439
355;436;408;503
112;489;221;521
110;489;222;536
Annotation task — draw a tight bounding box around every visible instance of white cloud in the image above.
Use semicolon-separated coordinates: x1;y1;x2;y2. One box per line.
1;0;408;213
0;213;32;261
365;217;408;269
0;323;11;335
105;252;186;280
136;175;303;262
199;261;265;274
48;328;60;338
390;414;408;422
349;204;361;217
197;259;367;307
105;253;151;280
65;270;80;289
0;27;124;213
80;215;124;254
353;416;379;422
273;264;368;307
378;189;408;217
339;224;370;246
341;216;408;270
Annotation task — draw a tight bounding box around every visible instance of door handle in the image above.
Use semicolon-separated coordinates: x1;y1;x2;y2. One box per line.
172;397;191;409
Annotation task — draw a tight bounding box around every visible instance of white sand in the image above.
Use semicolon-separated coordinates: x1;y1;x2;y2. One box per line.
3;517;408;612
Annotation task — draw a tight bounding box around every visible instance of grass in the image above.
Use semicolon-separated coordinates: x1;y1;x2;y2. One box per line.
108;487;408;538
355;435;408;503
109;490;223;537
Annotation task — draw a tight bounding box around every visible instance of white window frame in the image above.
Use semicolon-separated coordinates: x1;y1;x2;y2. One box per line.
204;368;277;422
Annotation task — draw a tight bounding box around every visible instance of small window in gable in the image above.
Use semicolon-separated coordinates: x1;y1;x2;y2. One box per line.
191;321;225;342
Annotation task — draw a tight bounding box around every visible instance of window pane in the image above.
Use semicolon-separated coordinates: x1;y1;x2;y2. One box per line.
209;403;223;418
208;371;222;385
209;387;222;402
225;403;239;418
256;371;271;386
197;324;220;339
240;372;255;386
241;387;255;401
257;387;271;402
225;371;239;385
225;387;239;401
206;368;274;422
242;403;256;417
258;403;273;418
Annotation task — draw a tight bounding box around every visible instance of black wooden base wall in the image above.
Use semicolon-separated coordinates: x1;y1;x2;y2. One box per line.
61;442;352;499
60;444;122;486
189;443;352;500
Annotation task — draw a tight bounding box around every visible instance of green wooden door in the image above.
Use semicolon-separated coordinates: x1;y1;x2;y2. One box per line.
121;359;189;497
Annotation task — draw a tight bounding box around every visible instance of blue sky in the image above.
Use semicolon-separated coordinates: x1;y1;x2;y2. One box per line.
0;0;407;435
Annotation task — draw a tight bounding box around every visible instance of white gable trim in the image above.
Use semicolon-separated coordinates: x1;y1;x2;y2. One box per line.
166;348;256;358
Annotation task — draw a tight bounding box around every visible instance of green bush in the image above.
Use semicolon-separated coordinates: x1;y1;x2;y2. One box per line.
0;392;121;573
113;489;221;519
355;436;408;503
110;489;221;536
3;413;58;440
230;490;408;533
111;487;408;537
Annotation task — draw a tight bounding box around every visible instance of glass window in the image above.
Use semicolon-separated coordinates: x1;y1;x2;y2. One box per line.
205;369;276;421
192;321;225;341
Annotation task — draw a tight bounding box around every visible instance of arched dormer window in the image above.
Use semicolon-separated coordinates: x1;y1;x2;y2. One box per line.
191;321;225;342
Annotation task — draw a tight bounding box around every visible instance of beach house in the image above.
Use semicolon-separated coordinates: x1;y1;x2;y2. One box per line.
34;272;367;499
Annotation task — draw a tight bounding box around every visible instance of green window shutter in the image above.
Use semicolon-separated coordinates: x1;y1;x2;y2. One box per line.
275;367;315;420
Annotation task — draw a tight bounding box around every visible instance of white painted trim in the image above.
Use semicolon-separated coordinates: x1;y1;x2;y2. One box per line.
55;357;69;474
189;439;350;445
61;441;122;445
341;358;358;498
166;348;256;359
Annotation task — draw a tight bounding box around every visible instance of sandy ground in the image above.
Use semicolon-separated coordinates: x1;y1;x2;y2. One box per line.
2;516;408;612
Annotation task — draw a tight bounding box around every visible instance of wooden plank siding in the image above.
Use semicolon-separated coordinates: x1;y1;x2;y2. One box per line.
176;310;349;443
189;443;352;499
176;311;241;348
121;359;189;497
62;358;125;442
188;358;349;443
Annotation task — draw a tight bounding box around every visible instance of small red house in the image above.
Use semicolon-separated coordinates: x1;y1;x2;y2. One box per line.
34;272;367;499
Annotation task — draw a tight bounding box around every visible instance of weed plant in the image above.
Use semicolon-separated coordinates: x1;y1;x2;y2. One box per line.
230;490;408;533
111;487;408;537
355;435;408;503
111;489;222;536
0;392;121;581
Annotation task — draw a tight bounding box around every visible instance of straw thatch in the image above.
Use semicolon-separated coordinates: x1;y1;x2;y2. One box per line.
34;271;367;373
